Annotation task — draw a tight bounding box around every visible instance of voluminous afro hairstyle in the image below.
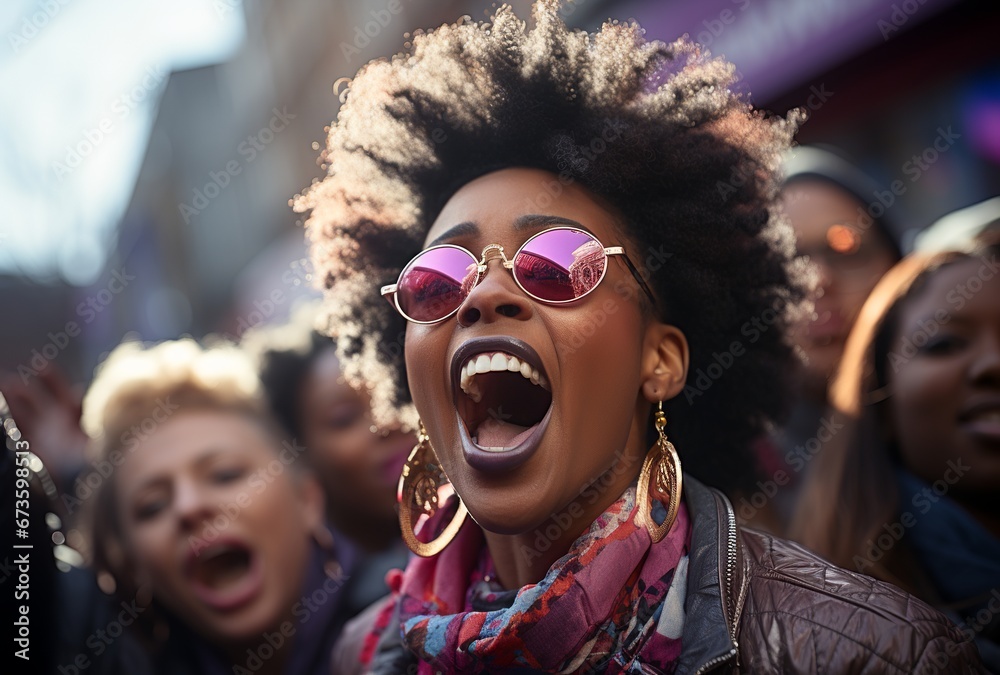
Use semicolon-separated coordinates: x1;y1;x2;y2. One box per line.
297;0;812;494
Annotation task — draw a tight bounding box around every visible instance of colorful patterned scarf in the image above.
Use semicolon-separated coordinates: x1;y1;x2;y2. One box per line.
363;486;691;674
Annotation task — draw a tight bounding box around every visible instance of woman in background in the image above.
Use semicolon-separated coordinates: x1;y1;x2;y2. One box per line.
781;146;902;402
792;234;1000;670
743;147;902;533
243;304;411;621
81;339;345;675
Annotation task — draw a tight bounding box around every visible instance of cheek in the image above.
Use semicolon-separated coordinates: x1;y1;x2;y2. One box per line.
122;520;176;585
565;298;642;359
254;478;304;524
250;485;313;569
255;485;312;563
846;260;894;303
891;360;956;420
889;360;959;463
555;304;643;416
404;324;451;411
268;492;312;548
858;256;895;283
309;428;369;475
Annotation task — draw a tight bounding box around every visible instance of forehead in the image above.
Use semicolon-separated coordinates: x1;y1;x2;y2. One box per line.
903;258;1000;317
782;179;868;241
303;348;362;401
118;410;273;482
423;167;623;247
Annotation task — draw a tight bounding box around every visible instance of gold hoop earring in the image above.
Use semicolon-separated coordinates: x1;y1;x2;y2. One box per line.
398;423;468;557
636;401;683;543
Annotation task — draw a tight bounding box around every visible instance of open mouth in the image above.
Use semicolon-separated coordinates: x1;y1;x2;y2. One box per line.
185;539;263;612
459;352;551;448
806;309;845;344
451;337;554;473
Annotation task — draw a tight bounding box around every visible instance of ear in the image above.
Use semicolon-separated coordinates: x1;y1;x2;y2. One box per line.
640;322;689;404
295;470;327;534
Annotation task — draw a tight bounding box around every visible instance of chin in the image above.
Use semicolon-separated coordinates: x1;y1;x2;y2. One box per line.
466;501;551;536
204;600;283;645
456;464;572;538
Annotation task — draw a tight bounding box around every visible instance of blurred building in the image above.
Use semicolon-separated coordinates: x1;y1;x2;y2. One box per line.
1;0;997;387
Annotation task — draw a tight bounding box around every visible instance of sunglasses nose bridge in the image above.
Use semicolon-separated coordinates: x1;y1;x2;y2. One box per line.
478;243;510;268
473;244;514;282
454;243;530;319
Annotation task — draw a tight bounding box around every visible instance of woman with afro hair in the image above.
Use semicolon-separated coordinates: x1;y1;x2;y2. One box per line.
298;1;986;672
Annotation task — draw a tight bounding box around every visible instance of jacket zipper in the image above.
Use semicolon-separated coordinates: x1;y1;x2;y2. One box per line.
693;502;740;675
693;647;738;675
725;506;744;645
725;506;737;624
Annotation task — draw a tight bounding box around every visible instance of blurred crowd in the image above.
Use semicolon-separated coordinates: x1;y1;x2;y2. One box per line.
5;146;998;673
2;0;999;673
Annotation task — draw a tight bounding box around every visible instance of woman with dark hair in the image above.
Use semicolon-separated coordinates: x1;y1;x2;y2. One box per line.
242;304;412;621
298;2;985;671
741;147;903;533
791;234;1000;670
781;146;903;399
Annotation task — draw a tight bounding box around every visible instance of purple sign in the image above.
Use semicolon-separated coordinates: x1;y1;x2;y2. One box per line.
608;0;958;102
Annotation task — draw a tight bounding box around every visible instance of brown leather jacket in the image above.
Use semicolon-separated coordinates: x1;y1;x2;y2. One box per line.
677;476;985;674
334;476;987;673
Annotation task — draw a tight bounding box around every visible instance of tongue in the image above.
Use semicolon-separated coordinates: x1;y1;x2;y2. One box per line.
476;417;535;449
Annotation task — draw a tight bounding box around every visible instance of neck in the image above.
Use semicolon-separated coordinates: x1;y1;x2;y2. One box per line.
483;419;649;590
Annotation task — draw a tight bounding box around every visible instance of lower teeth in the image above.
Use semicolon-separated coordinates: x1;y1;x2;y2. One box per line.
472;436;509;452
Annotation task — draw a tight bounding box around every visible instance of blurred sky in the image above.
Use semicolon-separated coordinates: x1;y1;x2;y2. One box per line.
0;0;245;285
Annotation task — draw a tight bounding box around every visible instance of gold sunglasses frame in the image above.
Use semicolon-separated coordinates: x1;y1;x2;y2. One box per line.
380;226;657;324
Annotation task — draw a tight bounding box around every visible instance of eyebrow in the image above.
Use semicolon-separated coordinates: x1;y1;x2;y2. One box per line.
514;214;592;234
129;449;228;497
912;313;974;327
426;221;478;248
425;214;592;248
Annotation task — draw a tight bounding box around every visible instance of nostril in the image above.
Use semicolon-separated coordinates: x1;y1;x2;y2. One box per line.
497;305;520;318
460;307;482;325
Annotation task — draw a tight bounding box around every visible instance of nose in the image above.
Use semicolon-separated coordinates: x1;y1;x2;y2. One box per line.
173;479;216;532
457;255;533;327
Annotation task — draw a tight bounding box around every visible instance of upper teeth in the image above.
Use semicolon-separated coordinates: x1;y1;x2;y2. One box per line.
459;352;548;402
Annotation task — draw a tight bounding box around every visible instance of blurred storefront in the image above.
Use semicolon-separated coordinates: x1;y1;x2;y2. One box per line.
1;0;997;385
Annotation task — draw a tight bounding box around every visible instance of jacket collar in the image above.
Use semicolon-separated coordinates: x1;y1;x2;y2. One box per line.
675;475;742;674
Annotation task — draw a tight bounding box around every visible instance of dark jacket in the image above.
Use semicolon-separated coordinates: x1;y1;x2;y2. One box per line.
334;476;986;673
57;538;349;675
